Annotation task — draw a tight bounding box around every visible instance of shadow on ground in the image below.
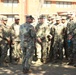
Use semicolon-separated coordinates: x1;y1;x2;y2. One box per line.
0;61;76;75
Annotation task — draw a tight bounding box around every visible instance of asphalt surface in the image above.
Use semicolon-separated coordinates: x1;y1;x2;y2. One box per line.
0;59;76;75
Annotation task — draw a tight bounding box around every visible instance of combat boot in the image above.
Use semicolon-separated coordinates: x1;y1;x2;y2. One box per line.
23;68;32;74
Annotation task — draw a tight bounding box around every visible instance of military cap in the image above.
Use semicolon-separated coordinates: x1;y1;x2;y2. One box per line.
26;15;34;19
71;14;75;18
51;16;55;19
67;12;71;15
61;16;66;20
55;16;61;20
38;15;45;19
14;15;20;20
2;16;7;21
47;15;51;18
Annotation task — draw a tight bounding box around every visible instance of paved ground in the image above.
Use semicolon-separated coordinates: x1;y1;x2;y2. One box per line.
0;59;76;75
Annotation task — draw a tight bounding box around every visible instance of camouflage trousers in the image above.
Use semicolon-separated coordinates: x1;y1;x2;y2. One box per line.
49;38;54;61
13;41;22;59
69;38;76;64
0;42;9;64
41;41;50;63
22;44;34;70
53;39;63;61
46;41;51;61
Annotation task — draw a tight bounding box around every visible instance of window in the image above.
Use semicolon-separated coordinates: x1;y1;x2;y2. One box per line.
56;1;71;8
3;0;18;7
7;15;14;22
43;1;51;7
13;0;18;7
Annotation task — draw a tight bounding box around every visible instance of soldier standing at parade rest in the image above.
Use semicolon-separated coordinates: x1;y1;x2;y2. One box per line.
19;15;36;74
0;16;11;67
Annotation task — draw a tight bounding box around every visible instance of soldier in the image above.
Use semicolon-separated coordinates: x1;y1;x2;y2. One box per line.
52;16;65;63
67;14;75;63
35;15;52;64
68;22;76;67
48;16;55;61
61;17;68;60
11;16;22;64
0;16;11;67
20;15;36;74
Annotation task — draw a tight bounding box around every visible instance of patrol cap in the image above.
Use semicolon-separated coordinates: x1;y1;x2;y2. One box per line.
55;16;61;20
61;16;66;20
26;15;34;20
2;16;7;21
47;15;51;18
71;14;75;18
51;16;55;19
38;15;45;19
14;15;20;20
67;12;71;15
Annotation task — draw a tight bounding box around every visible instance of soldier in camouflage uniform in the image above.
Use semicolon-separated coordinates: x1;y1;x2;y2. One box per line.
67;15;75;63
71;24;76;67
47;16;55;61
0;16;11;67
20;15;36;74
61;17;68;60
67;22;76;66
35;15;52;63
11;16;22;64
51;17;65;63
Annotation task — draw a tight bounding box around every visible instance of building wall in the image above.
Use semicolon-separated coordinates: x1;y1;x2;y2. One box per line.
0;0;76;24
27;0;42;18
42;0;76;15
0;0;26;24
26;0;76;17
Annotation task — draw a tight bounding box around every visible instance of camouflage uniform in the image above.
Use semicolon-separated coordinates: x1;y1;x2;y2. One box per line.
48;17;55;61
52;18;65;62
68;23;76;65
20;22;36;72
11;22;22;62
35;21;51;63
67;19;75;60
0;19;11;66
61;17;68;59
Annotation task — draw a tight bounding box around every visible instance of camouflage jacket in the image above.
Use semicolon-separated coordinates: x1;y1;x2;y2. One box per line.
20;22;36;48
11;23;20;41
0;23;11;43
51;23;65;40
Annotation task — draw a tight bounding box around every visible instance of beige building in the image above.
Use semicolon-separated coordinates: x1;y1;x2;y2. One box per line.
0;0;76;24
0;0;26;24
26;0;76;17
